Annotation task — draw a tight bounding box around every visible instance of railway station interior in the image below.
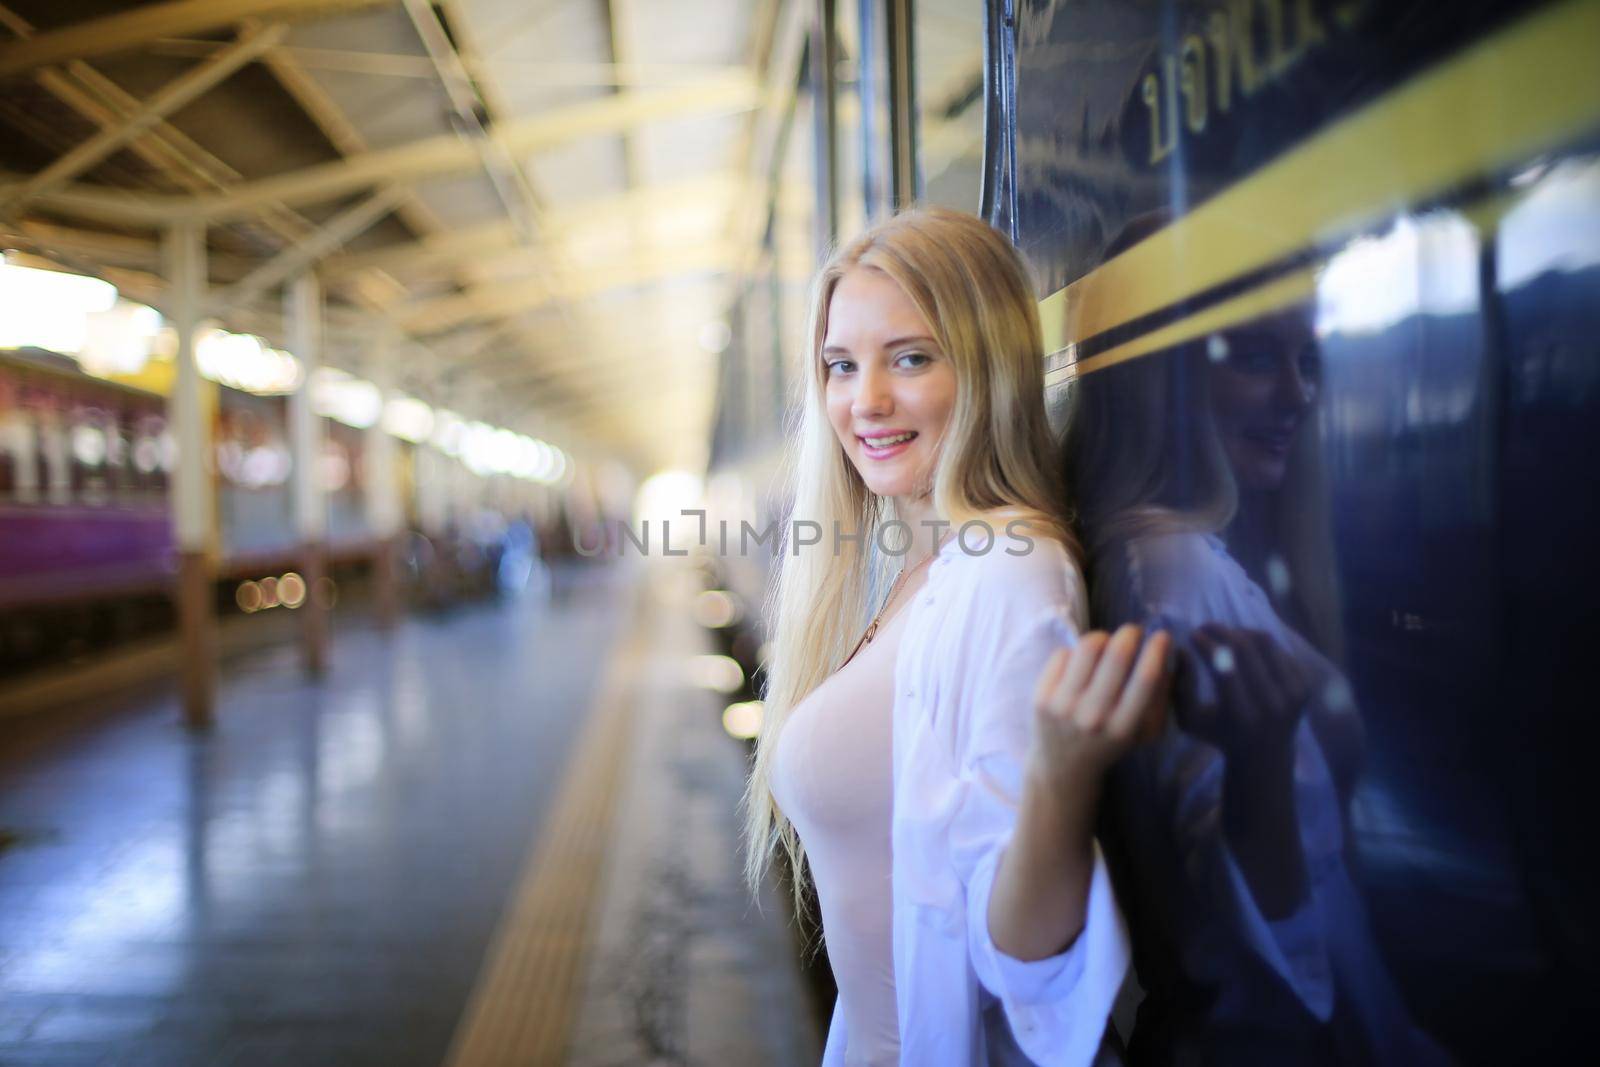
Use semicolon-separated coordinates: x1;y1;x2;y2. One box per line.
2;1;1596;1065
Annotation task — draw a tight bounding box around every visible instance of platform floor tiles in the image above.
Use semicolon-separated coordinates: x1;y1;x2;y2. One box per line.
0;562;818;1066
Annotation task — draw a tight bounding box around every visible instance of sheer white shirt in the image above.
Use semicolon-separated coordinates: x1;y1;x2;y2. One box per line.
816;523;1130;1067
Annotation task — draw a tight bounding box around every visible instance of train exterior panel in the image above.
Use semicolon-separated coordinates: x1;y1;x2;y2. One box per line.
990;0;1596;1061
0;350;172;611
0;348;389;679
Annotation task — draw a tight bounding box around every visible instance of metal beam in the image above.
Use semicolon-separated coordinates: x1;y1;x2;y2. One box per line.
4;81;761;226
164;221;211;552
885;0;918;208
400;242;741;334
0;2;322;248
0;0;392;80
207;184;407;314
0;24;288;219
322;172;749;278
188;73;760;220
811;0;840;248
597;0;640;190
0;170;179;224
0;217;260;277
152;38;747;88
729;0;809;279
399;0;544;243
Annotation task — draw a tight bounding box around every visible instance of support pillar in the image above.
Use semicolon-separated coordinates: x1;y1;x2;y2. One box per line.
364;326;404;629
164;219;216;730
286;272;329;676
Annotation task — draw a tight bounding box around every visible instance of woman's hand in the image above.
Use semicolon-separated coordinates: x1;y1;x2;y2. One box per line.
1187;624;1314;917
1186;623;1309;758
987;625;1172;961
1027;624;1173;801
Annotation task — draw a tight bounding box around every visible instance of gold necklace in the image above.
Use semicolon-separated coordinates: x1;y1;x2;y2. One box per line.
842;545;940;667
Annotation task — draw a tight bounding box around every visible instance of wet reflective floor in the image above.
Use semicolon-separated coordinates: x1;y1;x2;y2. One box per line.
0;567;632;1066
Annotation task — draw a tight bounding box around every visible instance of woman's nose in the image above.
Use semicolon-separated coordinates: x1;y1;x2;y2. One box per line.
1274;355;1317;411
851;365;893;417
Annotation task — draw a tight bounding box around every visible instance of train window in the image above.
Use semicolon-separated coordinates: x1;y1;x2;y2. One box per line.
1;402;40;504
0;414;15;502
912;0;985;212
38;406;69;506
832;0;872;238
68;405;111;506
779;74;818;398
0;372;15;500
130;414;168;498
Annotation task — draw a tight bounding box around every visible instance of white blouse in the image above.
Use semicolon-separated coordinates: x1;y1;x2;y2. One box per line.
828;523;1130;1067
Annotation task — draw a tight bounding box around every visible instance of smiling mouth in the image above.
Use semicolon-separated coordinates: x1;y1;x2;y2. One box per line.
1242;427;1295;455
858;430;918;458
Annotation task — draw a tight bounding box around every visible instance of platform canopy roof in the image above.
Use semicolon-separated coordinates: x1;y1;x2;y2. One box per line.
0;0;814;472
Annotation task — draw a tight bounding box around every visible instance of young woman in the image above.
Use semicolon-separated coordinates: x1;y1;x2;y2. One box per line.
743;208;1171;1066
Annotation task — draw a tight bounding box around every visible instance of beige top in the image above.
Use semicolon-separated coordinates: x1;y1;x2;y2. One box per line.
770;574;926;1067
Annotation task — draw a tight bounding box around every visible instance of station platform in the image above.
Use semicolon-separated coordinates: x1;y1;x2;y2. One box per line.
0;561;820;1067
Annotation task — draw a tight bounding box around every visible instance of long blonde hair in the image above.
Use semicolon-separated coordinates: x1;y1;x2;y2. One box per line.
743;207;1076;903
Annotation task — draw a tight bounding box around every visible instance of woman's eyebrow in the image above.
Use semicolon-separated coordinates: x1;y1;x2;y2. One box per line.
821;335;937;354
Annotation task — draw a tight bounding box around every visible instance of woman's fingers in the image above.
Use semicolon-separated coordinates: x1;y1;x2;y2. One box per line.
1032;646;1072;711
1107;630;1172;743
1075;624;1143;732
1253;629;1310;711
1196;624;1259;727
1047;630;1107;716
1228;628;1279;724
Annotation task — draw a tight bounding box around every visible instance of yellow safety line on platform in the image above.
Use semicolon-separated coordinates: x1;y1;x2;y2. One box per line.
443;614;646;1067
1038;0;1600;365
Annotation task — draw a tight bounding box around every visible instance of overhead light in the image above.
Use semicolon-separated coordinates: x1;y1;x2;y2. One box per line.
722;700;763;740
196;328;303;395
312;367;383;428
698;319;731;353
687;654;744;693
0;260;117;354
383;396;435;443
692;590;741;628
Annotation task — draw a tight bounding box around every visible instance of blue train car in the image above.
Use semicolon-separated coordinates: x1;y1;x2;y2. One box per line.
985;0;1598;1061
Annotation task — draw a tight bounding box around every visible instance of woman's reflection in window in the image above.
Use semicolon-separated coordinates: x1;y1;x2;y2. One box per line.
1066;301;1446;1063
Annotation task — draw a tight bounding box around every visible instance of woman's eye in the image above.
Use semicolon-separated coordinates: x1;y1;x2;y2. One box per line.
1231;348;1277;374
825;358;855;376
1298;351;1323;383
896;351;930;369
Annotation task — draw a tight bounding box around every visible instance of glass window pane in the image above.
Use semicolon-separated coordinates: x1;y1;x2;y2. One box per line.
915;1;986;212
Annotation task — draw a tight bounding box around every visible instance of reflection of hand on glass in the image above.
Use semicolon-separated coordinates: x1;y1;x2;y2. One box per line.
1188;623;1314;920
1187;623;1311;753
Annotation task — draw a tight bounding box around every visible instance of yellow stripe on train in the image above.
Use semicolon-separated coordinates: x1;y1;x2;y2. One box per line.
1039;0;1600;367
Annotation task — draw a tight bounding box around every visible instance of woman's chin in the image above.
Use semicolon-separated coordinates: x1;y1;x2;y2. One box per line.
852;462;920;499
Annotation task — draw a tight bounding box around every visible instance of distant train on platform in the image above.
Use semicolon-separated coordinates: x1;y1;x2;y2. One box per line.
0;338;568;681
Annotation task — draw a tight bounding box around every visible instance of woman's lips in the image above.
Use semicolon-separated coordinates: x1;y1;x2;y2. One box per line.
858;429;918;460
1243;426;1295;456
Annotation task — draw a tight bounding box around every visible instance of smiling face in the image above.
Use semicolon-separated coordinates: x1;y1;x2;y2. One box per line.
1206;309;1321;492
821;268;958;500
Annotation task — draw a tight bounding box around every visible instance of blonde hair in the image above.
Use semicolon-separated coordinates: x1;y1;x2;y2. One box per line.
743;207;1076;905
